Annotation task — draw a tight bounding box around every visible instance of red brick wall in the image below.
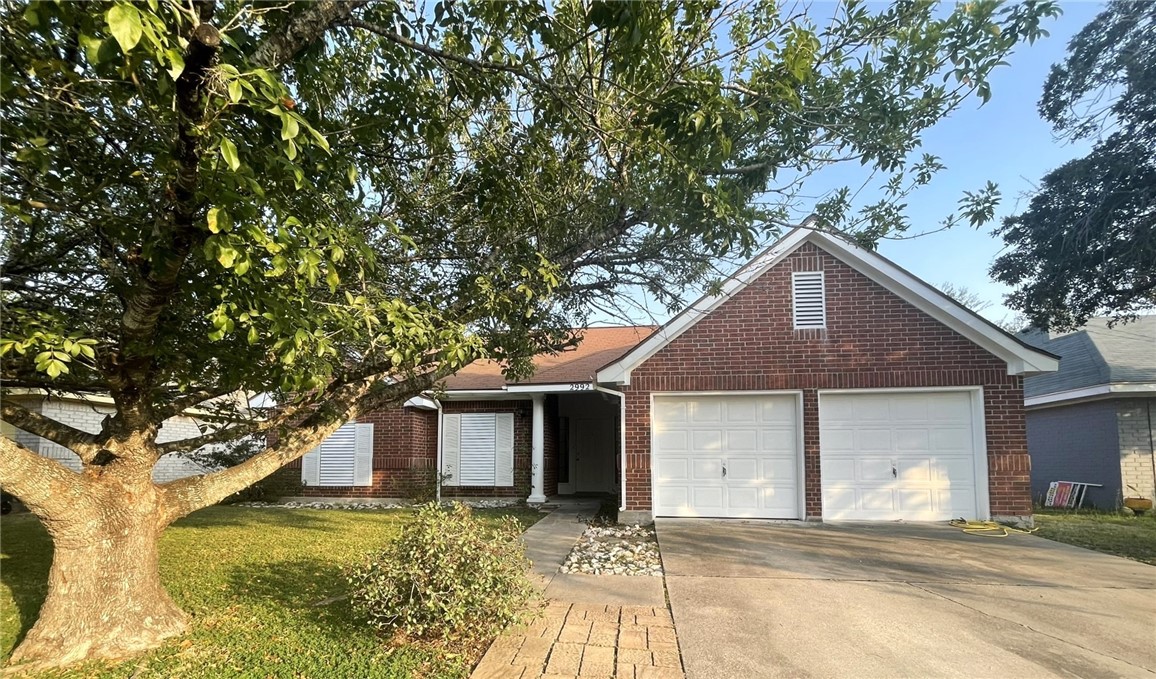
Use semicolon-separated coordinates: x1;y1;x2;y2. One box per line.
441;400;533;498
624;242;1031;518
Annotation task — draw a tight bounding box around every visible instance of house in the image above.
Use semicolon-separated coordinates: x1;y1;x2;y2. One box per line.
277;228;1059;525
1020;316;1156;508
2;391;216;483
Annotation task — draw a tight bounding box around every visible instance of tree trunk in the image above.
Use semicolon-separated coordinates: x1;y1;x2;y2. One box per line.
6;478;188;670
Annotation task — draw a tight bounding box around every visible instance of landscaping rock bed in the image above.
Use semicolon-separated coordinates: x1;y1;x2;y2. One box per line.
234;499;521;510
560;523;663;576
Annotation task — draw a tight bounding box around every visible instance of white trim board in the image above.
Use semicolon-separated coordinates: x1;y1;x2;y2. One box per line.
596;229;1058;384
1024;382;1156;409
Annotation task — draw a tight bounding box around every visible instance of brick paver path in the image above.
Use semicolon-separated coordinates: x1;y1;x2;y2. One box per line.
472;601;685;679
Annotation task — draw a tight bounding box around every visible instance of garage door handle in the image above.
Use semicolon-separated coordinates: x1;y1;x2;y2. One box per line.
722;464;727;479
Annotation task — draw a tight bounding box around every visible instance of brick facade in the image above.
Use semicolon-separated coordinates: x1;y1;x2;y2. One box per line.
622;242;1033;519
1118;398;1156;501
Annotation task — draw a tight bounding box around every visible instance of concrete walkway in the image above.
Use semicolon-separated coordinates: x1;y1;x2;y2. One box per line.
472;503;684;679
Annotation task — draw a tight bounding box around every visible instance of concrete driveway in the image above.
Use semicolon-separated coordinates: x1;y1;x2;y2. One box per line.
656;520;1156;679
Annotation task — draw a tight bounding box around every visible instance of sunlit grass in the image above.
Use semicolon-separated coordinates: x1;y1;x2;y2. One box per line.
1034;509;1156;565
1;504;543;678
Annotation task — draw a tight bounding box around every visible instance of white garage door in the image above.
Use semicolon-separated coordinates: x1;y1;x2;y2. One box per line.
819;391;985;521
653;394;800;519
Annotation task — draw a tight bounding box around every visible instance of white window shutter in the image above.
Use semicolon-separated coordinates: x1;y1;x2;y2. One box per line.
354;423;374;487
792;271;826;329
495;413;514;486
301;446;320;486
442;413;461;486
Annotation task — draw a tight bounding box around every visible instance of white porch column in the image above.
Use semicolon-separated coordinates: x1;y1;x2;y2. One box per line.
528;394;547;503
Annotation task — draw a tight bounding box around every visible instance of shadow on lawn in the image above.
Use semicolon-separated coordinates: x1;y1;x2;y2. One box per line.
175;505;369;531
223;557;364;636
0;514;52;656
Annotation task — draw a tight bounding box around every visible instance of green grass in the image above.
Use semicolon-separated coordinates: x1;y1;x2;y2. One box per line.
1;505;543;678
1034;509;1156;565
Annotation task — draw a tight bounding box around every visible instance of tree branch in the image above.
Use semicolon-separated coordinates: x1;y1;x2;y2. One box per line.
0;398;102;463
156;364;459;523
250;0;369;69
0;436;90;518
344;18;552;90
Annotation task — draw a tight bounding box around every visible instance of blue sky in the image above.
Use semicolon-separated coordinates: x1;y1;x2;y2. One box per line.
845;1;1105;324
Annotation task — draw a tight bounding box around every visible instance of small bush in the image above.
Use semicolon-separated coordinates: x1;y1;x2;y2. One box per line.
347;502;538;643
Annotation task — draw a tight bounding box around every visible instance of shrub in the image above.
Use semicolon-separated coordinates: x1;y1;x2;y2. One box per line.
347;502;538;643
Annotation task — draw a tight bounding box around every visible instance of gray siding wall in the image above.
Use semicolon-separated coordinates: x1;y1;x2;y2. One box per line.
1027;400;1121;508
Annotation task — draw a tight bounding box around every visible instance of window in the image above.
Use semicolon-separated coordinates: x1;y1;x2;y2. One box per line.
792;271;826;329
301;422;374;487
442;413;514;487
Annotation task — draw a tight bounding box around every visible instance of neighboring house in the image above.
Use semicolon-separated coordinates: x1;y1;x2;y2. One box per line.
2;392;216;483
278;228;1058;525
1020;316;1156;508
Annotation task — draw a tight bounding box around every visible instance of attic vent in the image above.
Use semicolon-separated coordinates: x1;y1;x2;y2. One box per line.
792;271;826;329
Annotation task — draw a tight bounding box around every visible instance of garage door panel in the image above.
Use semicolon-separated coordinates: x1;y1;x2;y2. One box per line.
822;458;856;482
760;429;797;452
692;486;725;509
890;397;929;422
929;392;971;420
728;487;758;509
894;429;930;451
860;489;895;511
898;489;933;512
657;457;689;481
654;399;688;423
857;457;894;481
726;400;758;423
760;400;796;423
728;457;759;481
820;392;981;521
762;457;796;480
692;458;722;480
656;430;688;452
691;429;723;452
654;394;800;519
690;400;722;423
932;427;972;452
936;457;975;482
897;459;932;482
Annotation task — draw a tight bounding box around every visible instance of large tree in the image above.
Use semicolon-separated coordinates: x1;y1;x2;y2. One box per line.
0;0;1055;669
991;0;1156;330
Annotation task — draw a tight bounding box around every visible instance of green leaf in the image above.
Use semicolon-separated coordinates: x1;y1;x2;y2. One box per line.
220;138;240;171
216;244;238;268
165;49;185;80
206;206;227;233
227;79;242;103
106;3;143;53
280;113;300;141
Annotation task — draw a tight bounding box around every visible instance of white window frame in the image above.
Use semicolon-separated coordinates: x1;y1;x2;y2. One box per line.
792;270;827;329
441;412;515;487
301;422;374;487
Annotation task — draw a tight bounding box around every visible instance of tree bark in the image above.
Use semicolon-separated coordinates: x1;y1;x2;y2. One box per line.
3;442;187;670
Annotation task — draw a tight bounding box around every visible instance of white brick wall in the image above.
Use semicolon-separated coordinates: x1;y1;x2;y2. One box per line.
4;397;213;483
1118;399;1156;501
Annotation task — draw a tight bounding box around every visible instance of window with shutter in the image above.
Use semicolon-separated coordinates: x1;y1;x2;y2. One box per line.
301;422;372;487
792;271;826;329
441;413;515;487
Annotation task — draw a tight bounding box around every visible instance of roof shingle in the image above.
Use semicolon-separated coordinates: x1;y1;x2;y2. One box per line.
442;326;654;391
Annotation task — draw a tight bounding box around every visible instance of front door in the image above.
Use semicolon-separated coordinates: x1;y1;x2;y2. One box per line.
575;418;615;493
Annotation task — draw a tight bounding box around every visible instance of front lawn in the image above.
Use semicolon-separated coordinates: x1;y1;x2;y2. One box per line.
1;504;543;678
1034;510;1156;565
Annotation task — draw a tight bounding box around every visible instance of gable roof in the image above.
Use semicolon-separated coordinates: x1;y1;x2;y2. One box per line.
1019;315;1156;400
443;325;655;391
596;228;1059;384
